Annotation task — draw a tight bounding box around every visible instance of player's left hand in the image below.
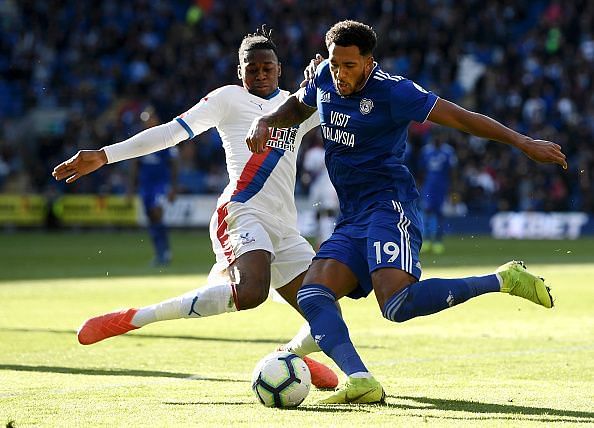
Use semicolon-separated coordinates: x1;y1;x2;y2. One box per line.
519;138;568;169
246;118;271;154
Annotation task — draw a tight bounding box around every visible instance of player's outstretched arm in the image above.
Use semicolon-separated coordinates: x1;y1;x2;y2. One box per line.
52;120;188;183
246;93;317;154
52;150;108;183
428;98;568;169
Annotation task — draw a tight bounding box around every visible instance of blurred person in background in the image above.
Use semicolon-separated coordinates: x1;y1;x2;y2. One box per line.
127;105;179;266
418;132;457;254
302;138;339;249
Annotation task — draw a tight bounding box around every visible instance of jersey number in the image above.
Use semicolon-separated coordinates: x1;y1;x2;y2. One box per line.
373;241;400;264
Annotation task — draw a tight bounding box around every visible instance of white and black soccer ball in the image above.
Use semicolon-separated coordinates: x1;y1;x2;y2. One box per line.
251;351;311;408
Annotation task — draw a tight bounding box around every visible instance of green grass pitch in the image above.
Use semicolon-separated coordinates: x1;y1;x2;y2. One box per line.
1;231;593;427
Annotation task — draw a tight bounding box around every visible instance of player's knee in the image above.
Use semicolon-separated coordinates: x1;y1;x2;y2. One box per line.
148;207;163;223
296;284;336;317
382;307;412;323
235;279;269;310
381;288;413;323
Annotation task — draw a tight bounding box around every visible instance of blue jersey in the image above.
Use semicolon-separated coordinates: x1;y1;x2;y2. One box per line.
138;148;175;192
300;60;438;217
419;143;457;193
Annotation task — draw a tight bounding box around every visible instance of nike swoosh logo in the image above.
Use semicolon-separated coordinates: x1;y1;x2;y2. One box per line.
250;101;263;110
346;388;385;403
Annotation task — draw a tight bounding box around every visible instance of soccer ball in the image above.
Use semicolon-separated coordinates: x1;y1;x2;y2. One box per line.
251;351;311;408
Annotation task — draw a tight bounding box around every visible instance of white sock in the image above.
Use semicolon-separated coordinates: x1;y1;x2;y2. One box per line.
131;283;238;327
495;273;503;289
281;322;321;357
350;371;372;379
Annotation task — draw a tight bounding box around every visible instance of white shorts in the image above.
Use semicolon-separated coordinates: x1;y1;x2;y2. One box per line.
207;202;315;290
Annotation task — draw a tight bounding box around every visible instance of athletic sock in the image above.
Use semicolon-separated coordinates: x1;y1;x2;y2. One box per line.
148;223;160;256
350;371;372;379
131;283;239;327
282;322;321;357
297;284;368;376
435;212;444;242
383;274;500;322
152;223;169;261
425;212;438;241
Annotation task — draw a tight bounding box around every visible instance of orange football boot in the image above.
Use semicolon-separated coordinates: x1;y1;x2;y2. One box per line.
77;308;139;345
302;356;339;389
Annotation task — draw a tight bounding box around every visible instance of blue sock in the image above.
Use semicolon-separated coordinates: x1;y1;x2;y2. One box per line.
383;274;500;322
297;284;368;376
149;223;169;261
156;223;170;258
425;212;437;241
435;212;444;241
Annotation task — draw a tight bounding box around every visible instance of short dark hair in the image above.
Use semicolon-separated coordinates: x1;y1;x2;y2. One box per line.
238;25;279;61
325;20;377;56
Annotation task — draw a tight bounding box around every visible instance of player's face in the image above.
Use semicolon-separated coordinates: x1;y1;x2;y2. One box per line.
238;49;281;98
328;43;373;96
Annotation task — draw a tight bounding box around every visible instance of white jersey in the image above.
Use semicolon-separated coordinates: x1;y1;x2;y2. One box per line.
176;85;319;225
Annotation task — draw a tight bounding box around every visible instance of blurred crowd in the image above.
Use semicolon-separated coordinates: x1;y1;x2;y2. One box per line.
1;0;593;214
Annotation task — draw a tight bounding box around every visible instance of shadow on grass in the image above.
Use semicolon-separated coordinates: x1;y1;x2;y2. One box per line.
165;401;364;412
0;327;385;349
1;327;285;345
384;395;594;423
0;363;247;383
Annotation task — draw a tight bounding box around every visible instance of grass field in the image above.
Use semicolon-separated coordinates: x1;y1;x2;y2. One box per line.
1;231;593;427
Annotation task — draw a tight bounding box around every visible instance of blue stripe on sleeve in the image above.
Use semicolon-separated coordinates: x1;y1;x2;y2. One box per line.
175;117;195;139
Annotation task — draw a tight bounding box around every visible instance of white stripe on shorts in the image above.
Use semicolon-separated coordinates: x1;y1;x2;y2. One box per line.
393;201;412;273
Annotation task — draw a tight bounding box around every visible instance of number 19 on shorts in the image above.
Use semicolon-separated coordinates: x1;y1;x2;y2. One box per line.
373;241;400;264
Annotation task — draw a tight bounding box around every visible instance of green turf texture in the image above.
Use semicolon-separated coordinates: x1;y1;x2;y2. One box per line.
1;231;593;427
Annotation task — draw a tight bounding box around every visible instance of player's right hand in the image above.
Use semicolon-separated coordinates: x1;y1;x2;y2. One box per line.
246;118;271;154
300;53;324;88
518;138;568;169
52;149;108;183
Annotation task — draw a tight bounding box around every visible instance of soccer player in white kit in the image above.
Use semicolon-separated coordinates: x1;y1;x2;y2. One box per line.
302;139;339;248
52;27;338;389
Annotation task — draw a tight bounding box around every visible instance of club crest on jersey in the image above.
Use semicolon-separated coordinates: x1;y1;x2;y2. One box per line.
360;98;374;115
240;232;255;245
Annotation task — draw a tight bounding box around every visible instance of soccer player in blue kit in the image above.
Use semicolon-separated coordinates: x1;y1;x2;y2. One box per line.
418;135;457;254
130;107;178;266
246;20;567;404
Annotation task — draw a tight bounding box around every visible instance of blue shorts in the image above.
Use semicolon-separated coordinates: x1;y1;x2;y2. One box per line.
315;199;423;299
140;184;168;211
421;187;447;212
